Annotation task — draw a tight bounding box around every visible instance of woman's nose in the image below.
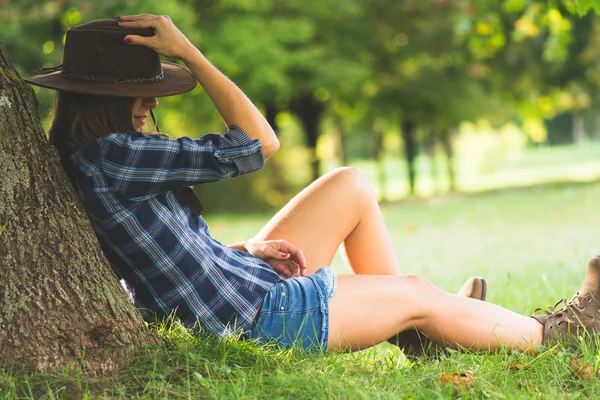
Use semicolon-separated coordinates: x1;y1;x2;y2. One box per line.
143;97;158;109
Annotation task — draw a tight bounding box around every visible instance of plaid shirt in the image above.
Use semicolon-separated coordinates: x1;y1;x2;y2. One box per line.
67;127;280;336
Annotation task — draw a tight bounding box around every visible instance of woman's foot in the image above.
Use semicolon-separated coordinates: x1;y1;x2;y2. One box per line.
533;257;600;347
389;276;487;360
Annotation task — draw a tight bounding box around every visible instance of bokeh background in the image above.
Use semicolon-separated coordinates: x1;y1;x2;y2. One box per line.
3;0;600;212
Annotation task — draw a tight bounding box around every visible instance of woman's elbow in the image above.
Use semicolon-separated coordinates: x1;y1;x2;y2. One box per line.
262;137;280;160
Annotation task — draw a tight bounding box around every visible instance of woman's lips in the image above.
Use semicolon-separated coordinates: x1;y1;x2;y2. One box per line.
135;116;147;126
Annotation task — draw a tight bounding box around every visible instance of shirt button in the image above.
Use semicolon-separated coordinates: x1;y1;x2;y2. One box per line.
280;307;284;310
281;292;285;296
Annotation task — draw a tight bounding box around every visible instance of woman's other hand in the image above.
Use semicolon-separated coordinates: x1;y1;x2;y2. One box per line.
245;239;307;279
119;14;194;60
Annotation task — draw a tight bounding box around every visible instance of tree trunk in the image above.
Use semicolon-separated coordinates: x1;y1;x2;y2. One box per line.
0;41;157;374
290;94;326;182
264;103;279;132
372;123;387;202
439;129;456;192
424;130;439;195
572;112;585;144
401;120;417;195
333;115;347;166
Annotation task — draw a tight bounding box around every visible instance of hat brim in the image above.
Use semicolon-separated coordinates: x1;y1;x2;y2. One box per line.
23;61;197;97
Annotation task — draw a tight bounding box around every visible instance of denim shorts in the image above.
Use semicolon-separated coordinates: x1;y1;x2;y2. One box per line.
245;266;337;352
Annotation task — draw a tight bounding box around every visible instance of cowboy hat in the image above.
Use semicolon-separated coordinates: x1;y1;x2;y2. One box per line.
24;18;197;97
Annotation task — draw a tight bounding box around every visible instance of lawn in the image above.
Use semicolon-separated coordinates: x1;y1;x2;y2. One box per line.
3;180;600;398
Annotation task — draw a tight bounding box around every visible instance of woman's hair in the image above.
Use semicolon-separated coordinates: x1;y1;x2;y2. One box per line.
48;91;166;165
48;91;137;160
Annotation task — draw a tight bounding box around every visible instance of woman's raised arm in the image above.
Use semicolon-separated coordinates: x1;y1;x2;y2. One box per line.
119;14;280;159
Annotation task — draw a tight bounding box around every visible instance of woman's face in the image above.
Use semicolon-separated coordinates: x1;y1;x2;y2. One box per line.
132;97;159;130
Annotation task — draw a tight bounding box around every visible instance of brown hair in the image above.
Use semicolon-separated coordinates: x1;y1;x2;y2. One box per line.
48;91;137;159
48;92;167;165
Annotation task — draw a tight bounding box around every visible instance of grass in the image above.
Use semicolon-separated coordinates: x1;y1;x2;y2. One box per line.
4;180;600;398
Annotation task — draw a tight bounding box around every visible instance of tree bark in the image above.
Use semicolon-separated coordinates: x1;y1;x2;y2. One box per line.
0;41;157;374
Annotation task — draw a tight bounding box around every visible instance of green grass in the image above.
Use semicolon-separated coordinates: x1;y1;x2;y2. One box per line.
4;181;600;398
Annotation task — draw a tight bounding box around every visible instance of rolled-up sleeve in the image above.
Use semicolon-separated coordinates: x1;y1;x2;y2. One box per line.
213;127;265;176
78;126;265;199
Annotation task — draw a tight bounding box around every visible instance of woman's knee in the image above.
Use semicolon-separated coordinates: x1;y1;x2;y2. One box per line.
326;167;374;198
399;274;437;296
394;275;440;322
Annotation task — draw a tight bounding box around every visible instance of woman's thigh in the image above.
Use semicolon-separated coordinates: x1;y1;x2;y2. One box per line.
254;167;371;274
327;274;437;351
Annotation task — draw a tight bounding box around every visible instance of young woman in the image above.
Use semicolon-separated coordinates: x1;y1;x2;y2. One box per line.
25;15;600;356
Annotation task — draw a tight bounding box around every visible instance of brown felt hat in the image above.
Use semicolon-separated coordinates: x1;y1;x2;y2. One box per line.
24;18;197;97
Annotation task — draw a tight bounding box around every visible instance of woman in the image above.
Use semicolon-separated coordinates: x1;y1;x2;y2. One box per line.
25;15;600;356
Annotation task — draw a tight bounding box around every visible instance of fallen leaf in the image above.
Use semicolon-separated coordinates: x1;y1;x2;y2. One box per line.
440;370;477;393
569;357;599;380
502;361;530;371
403;224;417;235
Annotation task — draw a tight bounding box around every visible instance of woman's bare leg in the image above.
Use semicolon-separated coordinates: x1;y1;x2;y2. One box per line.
255;167;401;276
328;274;543;352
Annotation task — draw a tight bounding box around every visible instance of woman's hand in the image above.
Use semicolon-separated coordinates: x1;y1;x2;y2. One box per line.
119;14;195;60
244;239;307;279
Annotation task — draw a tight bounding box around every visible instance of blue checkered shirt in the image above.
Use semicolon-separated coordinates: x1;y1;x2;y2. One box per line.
67;127;281;336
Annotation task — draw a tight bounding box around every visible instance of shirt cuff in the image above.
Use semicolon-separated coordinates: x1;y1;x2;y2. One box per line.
214;126;265;176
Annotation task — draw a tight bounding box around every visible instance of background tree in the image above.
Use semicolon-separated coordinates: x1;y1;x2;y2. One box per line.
5;0;600;209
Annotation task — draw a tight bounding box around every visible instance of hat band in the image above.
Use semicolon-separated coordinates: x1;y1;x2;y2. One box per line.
60;69;164;84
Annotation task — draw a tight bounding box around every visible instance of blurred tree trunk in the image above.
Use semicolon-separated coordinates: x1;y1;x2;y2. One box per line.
290;94;326;182
424;130;439;195
265;103;279;133
0;41;157;375
262;103;288;204
333;115;347;166
372;120;387;202
439;129;456;192
572;112;585;143
401;120;417;195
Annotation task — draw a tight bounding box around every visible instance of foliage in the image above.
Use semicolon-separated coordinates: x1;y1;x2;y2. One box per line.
577;0;600;15
3;0;600;208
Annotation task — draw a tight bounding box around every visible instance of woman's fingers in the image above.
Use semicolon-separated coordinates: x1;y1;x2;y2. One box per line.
271;240;307;277
120;14;157;21
289;261;301;277
119;17;160;29
272;263;292;278
285;246;307;276
262;245;288;260
124;35;153;47
119;15;192;59
251;240;307;278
